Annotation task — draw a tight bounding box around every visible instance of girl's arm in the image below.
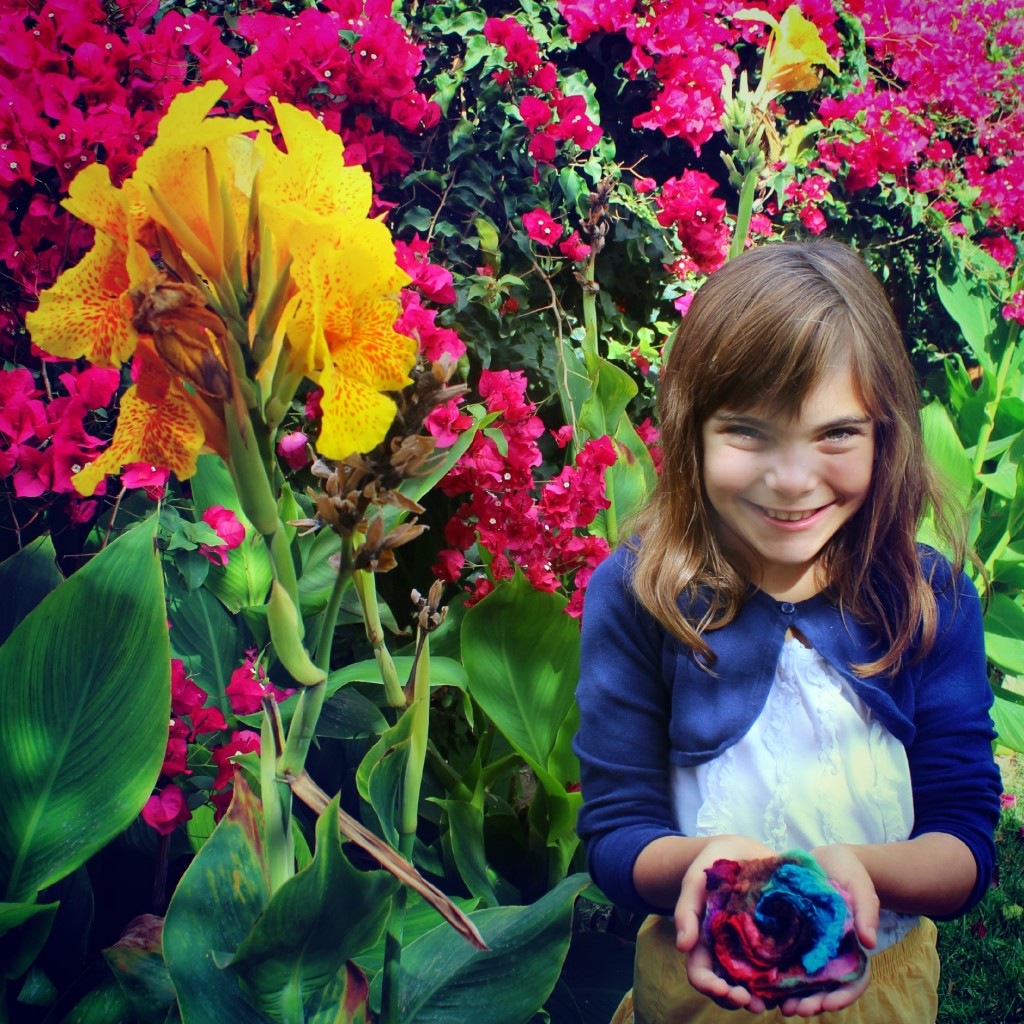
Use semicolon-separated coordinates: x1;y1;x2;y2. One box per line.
814;831;978;919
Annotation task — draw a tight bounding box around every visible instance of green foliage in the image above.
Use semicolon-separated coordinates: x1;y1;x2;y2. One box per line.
937;764;1024;1024
382;874;591;1023
0;517;169;904
922;252;1024;751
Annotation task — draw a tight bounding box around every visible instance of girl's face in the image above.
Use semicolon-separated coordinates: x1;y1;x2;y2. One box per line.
700;365;875;602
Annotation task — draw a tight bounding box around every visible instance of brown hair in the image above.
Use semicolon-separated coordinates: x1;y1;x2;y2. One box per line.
630;239;963;676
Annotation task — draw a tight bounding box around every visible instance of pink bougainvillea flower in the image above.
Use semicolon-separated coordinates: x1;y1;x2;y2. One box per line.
277;431;310;470
425;400;472;448
522;208;563;246
141;784;191;836
1003;291;1024;325
211;729;261;789
170;658;207;718
198;505;245;566
1002;793;1018;810
559;231;592;261
519;95;553;132
120;461;170;496
161;718;191;778
58;366;121;410
190;704;227;738
225;649;293;715
634;175;657;194
980;235;1017;269
551;424;574;449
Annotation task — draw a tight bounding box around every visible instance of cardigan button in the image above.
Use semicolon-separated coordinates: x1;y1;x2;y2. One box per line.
780;601;795;614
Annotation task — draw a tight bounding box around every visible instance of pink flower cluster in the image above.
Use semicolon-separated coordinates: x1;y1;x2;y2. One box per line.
430;369;615;617
815;2;1024;237
521;208;594;262
484;16;602;170
0;365;119;519
655;170;730;274
141;652;294;835
394;236;467;362
557;0;839;155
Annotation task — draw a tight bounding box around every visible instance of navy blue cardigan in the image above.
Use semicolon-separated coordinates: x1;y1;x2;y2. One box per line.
574;545;1002;917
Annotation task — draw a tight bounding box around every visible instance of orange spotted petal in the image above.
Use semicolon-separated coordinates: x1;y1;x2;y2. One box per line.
72;383;205;496
257;100;373;227
25;233;139;367
63;162;130;243
316;360;400;460
331;297;417;390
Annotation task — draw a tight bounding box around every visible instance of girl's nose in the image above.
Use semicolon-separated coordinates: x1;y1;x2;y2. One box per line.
764;451;816;496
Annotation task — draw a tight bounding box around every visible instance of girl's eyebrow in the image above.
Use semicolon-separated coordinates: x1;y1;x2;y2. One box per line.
711;411;874;430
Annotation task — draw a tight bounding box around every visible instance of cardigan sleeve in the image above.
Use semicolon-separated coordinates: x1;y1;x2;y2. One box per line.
907;566;1002;917
573;547;683;915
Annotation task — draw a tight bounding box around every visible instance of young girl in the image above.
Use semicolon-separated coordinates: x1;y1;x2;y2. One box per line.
575;239;1002;1023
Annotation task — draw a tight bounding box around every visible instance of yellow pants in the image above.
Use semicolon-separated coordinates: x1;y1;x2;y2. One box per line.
611;915;939;1024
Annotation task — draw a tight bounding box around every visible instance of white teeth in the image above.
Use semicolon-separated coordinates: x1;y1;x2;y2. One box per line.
763;507;816;522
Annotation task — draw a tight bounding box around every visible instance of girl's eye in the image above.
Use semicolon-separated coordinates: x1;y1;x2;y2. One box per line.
725;425;764;441
821;427;862;445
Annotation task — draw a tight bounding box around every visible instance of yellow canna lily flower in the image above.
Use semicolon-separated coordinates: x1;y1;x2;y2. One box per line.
735;6;840;102
27;82;418;497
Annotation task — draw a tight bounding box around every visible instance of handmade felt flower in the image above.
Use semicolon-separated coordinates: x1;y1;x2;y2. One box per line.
702;850;867;1000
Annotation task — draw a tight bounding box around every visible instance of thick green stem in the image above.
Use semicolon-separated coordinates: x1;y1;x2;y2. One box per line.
729;165;759;262
261;708;294;893
353;567;405;707
279;539;353;777
380;631;432;1024
380;841;412;1023
226;407;300;604
314;536;354;671
580;254;598;362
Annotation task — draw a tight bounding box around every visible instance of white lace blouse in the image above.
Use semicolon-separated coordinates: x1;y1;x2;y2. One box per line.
671;634;919;953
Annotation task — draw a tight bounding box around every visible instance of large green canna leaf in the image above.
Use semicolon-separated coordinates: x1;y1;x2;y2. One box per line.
461;573;580;772
992;693;1024;753
983;593;1024;676
935;262;998;374
0;535;63;646
355;708;417;847
162;778;272;1024
229;794;398;1021
391;873;591;1023
0;517;169;903
921;401;976;512
0;900;58;980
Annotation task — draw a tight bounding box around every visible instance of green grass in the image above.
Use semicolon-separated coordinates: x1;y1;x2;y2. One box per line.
937;755;1024;1024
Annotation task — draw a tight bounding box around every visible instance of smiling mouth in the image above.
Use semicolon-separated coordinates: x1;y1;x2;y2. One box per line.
758;505;826;522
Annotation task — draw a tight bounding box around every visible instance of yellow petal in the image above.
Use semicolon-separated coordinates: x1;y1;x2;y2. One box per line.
284;220;411;376
316;360;400;460
62;162;130;242
128;83;265;279
762;7;839;96
26;233;139;367
332;296;417;390
257;100;373;228
72;383;205;496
